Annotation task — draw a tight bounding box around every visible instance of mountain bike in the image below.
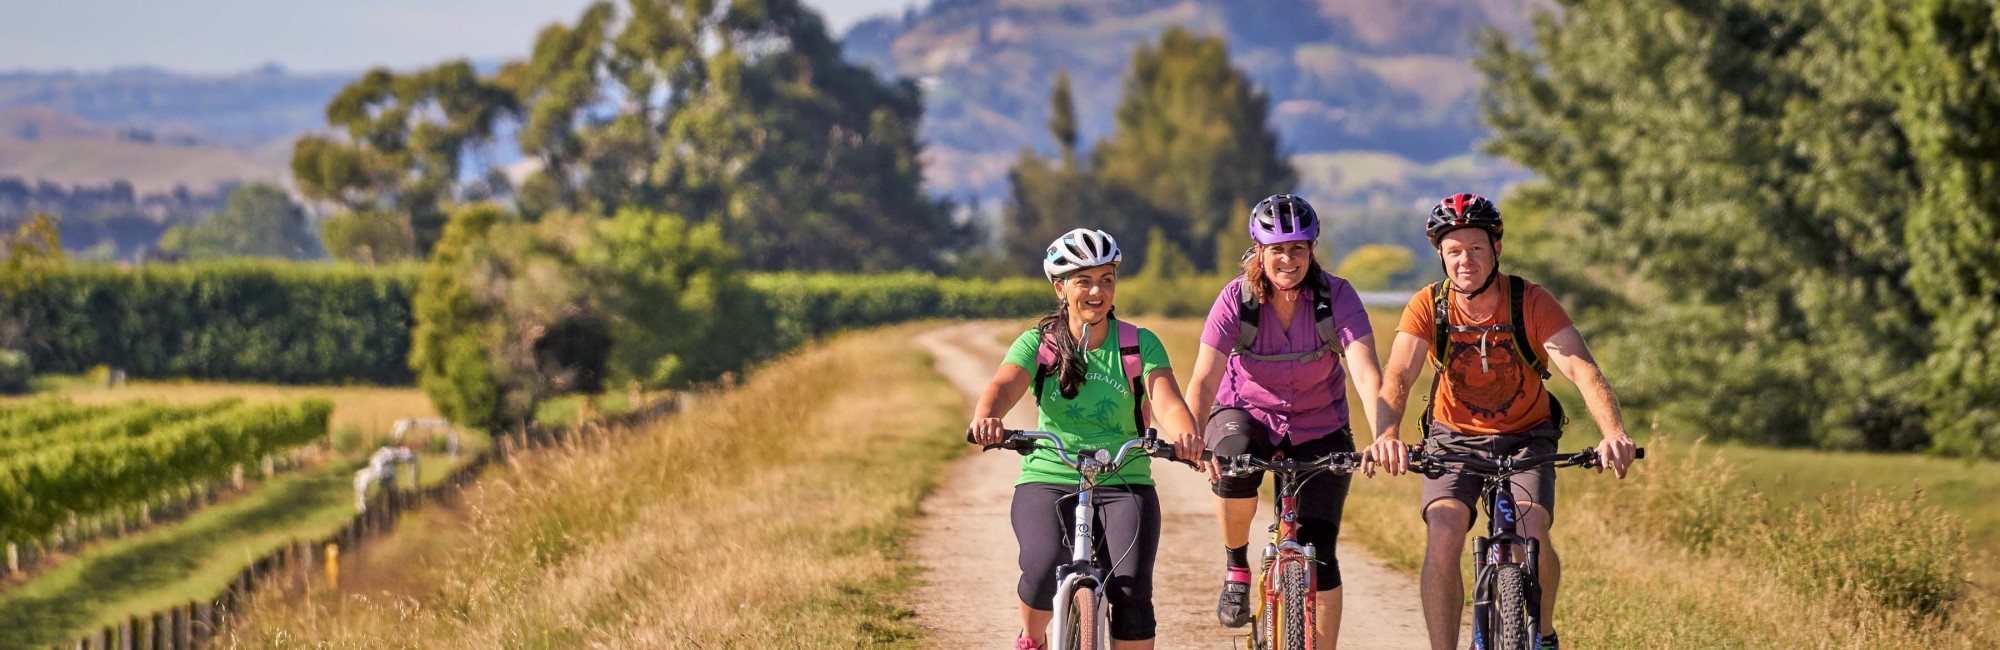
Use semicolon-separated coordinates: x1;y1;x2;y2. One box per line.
1215;450;1363;650
972;428;1198;650
1407;446;1645;650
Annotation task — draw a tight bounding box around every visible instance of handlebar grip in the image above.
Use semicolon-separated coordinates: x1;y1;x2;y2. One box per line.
1634;447;1646;460
966;428;1029;444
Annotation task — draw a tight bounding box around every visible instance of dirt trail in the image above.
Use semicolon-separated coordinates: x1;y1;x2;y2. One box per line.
909;322;1434;649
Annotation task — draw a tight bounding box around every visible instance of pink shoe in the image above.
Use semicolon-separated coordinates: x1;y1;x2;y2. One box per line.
1013;635;1046;650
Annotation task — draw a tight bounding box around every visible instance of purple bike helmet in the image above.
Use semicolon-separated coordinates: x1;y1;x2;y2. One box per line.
1248;194;1320;246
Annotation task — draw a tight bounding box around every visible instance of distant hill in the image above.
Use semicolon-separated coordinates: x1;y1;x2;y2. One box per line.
0;107;284;195
845;0;1543;203
0;1;1543;224
0;65;346;148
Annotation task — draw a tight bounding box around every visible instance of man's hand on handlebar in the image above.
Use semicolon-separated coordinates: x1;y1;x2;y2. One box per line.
1362;435;1409;477
1593;434;1638;479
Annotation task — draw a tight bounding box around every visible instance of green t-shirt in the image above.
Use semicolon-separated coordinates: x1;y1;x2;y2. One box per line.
1002;320;1171;487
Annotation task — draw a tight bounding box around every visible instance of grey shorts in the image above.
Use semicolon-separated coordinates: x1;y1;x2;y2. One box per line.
1419;423;1560;529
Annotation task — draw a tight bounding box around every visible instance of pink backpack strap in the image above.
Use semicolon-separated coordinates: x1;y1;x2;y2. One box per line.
1116;320;1150;430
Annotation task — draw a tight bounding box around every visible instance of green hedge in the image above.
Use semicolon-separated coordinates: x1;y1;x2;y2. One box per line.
1;262;421;384
751;273;1049;354
1;264;1051;386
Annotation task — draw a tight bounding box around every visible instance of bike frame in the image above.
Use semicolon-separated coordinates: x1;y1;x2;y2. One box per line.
1219;450;1359;650
1469;467;1543;650
979;429;1193;649
1047;448;1113;645
1411;447;1643;650
1261;456;1321;650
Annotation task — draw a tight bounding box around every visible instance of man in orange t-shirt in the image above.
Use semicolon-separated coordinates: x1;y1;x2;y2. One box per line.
1362;193;1637;650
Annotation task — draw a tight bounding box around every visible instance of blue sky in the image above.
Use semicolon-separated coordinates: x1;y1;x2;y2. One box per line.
0;0;925;74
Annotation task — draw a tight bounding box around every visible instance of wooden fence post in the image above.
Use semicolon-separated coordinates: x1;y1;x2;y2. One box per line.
7;542;19;576
176;603;192;650
193;601;213;646
116;617;132;650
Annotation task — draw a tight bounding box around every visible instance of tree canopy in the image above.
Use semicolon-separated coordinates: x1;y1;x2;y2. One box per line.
1480;0;2000;455
297;0;963;271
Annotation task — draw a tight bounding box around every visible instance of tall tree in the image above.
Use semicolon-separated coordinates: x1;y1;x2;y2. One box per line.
1479;0;1931;450
500;0;961;271
1093;28;1294;273
158;183;320;260
1877;0;2000;457
1048;70;1079;160
292;61;515;255
1003;69;1109;270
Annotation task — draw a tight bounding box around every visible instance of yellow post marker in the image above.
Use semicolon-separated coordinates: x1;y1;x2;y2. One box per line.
325;542;340;590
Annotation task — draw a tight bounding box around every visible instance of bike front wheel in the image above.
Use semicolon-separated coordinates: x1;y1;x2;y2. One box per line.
1070;585;1101;650
1278;560;1312;650
1492;563;1533;650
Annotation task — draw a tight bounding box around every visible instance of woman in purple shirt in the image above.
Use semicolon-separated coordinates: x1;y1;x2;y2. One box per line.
1183;194;1383;647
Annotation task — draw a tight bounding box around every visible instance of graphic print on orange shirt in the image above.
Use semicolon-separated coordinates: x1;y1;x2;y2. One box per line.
1445;333;1529;419
1396;278;1573;435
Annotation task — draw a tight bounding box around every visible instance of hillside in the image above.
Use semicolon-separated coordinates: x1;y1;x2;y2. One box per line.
0;1;1544;220
846;0;1544;200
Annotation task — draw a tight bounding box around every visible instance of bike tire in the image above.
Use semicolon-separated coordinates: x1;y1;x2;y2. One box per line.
1493;563;1533;650
1072;585;1101;650
1280;561;1311;650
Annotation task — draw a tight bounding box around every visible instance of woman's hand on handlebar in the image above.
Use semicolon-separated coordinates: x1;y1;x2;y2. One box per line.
1173;431;1203;468
968;417;1007;446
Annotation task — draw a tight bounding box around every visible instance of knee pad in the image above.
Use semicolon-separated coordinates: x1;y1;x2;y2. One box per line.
1298;518;1343;590
1315;554;1342;591
1109;600;1156;641
1211;472;1262;499
1017;572;1058;610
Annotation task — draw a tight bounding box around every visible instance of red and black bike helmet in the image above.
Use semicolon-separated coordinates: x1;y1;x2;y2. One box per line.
1425;193;1502;247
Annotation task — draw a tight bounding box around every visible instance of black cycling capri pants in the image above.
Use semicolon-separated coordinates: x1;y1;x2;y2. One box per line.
1206;407;1352;590
1012;482;1160;641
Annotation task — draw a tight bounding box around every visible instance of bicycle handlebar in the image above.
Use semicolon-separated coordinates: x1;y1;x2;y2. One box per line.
1217;451;1363;478
1406;446;1645;475
965;428;1208;470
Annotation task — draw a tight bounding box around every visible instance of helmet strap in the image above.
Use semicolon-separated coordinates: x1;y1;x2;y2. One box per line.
1441;256;1501;298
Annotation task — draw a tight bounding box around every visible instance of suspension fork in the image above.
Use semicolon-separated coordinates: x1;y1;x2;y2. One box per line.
1050;478;1106;646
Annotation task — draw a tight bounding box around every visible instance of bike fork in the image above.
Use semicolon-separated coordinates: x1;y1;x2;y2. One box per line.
1470;536;1493;650
1050;486;1106;647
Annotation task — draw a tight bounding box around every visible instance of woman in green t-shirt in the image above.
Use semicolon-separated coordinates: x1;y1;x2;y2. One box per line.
967;228;1202;650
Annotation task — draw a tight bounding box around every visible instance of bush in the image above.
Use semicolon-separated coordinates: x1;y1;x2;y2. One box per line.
0;349;29;394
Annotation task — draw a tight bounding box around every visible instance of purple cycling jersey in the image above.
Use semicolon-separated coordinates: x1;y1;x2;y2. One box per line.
1200;274;1372;444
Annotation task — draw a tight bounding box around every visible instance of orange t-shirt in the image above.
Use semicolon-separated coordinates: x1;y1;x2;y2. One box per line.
1396;278;1573;435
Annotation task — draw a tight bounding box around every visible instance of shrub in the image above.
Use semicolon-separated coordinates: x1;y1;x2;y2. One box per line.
0;350;28;394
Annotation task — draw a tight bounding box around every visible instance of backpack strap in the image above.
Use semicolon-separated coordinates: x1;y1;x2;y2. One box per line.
1234;283;1261;354
1428;281;1452;369
1507;275;1550;380
1231;275;1344;363
1117;320;1149;431
1031;330;1057;406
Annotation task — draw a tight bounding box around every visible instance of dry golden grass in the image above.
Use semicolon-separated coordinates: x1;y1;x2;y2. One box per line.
225;324;964;648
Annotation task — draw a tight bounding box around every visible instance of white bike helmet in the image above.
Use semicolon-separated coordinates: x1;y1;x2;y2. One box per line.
1043;228;1122;282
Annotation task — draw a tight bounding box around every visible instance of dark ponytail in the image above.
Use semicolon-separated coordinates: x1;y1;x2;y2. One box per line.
1035;299;1118;400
